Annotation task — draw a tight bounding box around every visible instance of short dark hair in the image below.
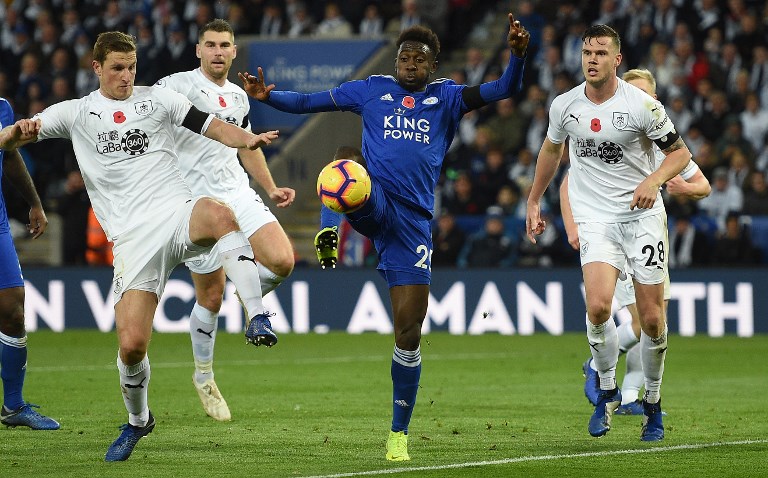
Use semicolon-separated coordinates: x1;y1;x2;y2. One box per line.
93;31;136;63
333;146;366;167
582;24;621;51
397;25;440;59
199;18;234;41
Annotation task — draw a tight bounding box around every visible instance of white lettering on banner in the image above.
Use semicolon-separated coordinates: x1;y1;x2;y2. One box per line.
291;281;310;333
263;292;290;333
309;64;353;79
155;280;195;332
517;282;563;335
670;283;707;336
467;283;515;335
347;281;392;333
24;280;64;332
424;282;465;334
82;280;114;332
707;283;754;337
267;60;307;82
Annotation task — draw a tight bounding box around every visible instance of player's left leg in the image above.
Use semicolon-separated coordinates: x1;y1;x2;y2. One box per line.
634;280;667;441
249;221;294;295
616;303;643;414
0;285;60;430
387;283;429;462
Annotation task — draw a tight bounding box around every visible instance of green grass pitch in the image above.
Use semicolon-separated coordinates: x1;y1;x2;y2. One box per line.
1;331;766;477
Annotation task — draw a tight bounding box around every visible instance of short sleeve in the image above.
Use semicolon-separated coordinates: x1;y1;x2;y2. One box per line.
35;100;78;140
546;96;568;144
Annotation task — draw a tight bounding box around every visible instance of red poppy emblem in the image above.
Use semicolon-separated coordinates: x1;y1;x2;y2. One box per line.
591;118;601;132
114;111;126;123
401;96;415;109
218;96;227;107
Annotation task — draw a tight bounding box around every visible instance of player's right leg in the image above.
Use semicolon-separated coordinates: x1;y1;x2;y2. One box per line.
0;233;59;430
582;259;622;437
106;289;159;461
188;268;230;421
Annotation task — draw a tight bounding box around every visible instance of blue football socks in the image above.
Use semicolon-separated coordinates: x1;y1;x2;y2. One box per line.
391;346;421;433
0;332;28;410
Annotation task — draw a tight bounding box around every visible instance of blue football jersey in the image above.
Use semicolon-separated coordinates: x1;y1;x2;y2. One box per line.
329;75;467;217
0;98;13;234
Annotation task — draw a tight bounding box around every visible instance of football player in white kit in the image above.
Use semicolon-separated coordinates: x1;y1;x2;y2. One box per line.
561;69;710;415
0;31;279;461
526;25;693;441
156;19;296;422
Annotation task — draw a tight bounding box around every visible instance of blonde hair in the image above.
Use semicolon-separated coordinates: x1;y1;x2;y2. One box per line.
622;68;656;95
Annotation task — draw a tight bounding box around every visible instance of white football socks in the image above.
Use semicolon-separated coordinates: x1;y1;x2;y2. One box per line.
117;354;150;427
641;324;668;404
586;315;619;390
189;302;217;384
217;231;264;320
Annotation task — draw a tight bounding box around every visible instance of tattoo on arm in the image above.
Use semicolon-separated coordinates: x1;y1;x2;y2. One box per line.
661;137;686;155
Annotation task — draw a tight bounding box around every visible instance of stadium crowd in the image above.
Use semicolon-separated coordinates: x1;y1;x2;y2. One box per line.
2;0;768;267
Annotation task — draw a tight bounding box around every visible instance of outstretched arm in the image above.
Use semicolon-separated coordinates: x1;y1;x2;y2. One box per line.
239;147;295;208
203;117;278;150
239;68;338;113
0;119;42;151
463;13;529;110
3;148;47;238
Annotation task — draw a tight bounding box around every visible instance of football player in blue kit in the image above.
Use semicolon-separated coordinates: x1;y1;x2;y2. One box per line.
240;13;529;460
0;97;59;430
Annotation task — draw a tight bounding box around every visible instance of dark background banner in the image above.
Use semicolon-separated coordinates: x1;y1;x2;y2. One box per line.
21;268;761;336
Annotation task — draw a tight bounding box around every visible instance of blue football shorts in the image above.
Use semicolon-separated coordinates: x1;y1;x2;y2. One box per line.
0;229;24;290
347;181;432;287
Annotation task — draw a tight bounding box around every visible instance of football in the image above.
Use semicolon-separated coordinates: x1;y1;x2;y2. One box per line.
316;159;371;213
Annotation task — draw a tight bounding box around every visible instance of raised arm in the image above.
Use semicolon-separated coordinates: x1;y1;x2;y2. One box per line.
3;148;47;238
239;67;338;113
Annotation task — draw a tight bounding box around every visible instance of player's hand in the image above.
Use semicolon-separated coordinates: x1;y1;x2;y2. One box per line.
664;175;689;196
269;186;296;208
27;205;48;239
506;13;530;58
238;68;275;101
1;119;41;149
630;178;660;210
525;201;546;244
247;130;279;150
565;223;580;251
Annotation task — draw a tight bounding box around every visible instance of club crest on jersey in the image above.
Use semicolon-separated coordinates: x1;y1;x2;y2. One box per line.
134;100;153;116
422;96;438;105
598;141;623;164
401;96;415;109
612;112;629;130
394;107;406;115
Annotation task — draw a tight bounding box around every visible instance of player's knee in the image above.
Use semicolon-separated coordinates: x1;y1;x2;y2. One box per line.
586;302;612;323
0;303;25;336
196;289;224;313
203;198;239;233
270;252;295;278
394;323;422;350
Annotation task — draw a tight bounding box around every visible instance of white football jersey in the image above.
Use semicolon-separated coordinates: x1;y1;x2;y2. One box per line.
34;86;212;239
549;79;678;222
156;68;251;201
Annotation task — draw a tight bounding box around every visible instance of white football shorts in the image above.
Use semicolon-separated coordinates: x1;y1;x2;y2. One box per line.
185;189;276;275
578;213;668;285
111;196;209;303
613;264;672;308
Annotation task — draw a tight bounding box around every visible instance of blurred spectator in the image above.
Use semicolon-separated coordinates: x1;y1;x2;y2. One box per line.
482;98;528;156
699;167;744;230
742;171;768;215
315;2;353;38
431;212;465;267
154;22;197;80
259;2;285;37
515;0;545;58
732;11;763;64
287;3;315;38
59;9;84;46
516;211;569;267
58;170;90;265
442;171;487;215
462;47;490;87
622;0;654;68
695;90;731;142
46;76;75;104
666;94;693;136
508;148;536;186
85;207;113;266
668;214;709;268
473;147;512;208
711;212;761;265
715;117;756;167
227;2;252;35
386;0;426;35
724;0;749;41
749;45;768;106
187;2;214;44
651;0;679;44
458;212;516;268
488;184;521;216
359;4;383;38
75;50;99;98
709;42;742;92
740;93;768;153
525;102;548;153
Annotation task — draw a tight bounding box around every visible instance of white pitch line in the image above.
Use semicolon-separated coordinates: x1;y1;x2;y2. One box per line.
30;351;514;373
299;440;768;478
